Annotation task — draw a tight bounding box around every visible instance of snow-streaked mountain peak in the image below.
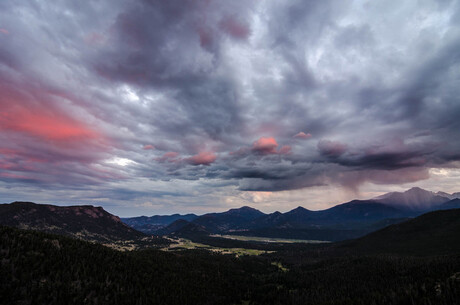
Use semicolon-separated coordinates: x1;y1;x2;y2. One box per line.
374;187;452;211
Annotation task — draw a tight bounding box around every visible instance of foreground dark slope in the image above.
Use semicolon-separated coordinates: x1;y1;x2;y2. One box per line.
2;225;460;305
0;202;145;243
0;225;271;305
341;208;460;256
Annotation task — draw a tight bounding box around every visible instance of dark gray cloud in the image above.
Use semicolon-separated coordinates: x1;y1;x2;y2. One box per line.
1;0;460;214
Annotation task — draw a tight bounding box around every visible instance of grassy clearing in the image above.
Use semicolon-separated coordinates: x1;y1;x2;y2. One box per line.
211;234;330;244
167;238;210;250
164;238;271;256
271;261;289;272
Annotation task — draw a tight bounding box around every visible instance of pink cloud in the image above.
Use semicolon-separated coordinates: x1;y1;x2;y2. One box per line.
0;85;103;146
0;80;120;186
143;144;155;150
0;110;99;143
0;28;8;35
252;137;279;154
0;171;33;180
0;149;40;171
187;151;217;166
155;152;180;163
219;16;250;40
198;27;214;49
164;152;179;158
279;145;292;155
294;131;312;139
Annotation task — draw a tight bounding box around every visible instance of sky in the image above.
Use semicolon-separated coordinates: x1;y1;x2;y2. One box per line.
1;0;460;217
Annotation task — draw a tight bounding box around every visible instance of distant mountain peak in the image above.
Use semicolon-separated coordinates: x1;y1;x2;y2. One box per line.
283;206;313;220
224;206;265;217
435;191;460;200
375;187;450;211
229;206;259;212
406;186;430;194
291;206;311;212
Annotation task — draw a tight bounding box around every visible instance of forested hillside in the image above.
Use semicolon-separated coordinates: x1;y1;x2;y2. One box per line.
1;225;459;305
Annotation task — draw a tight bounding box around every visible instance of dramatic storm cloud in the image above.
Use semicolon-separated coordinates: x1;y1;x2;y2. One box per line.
1;0;460;215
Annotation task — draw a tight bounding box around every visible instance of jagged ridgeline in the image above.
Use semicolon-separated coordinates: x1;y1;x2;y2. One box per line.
122;188;460;242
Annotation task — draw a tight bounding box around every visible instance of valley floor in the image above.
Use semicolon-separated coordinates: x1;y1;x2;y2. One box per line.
210;234;329;244
164;237;271;256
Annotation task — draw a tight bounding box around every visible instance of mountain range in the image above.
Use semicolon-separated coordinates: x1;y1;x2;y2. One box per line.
1;187;459;243
122;187;460;241
373;186;458;210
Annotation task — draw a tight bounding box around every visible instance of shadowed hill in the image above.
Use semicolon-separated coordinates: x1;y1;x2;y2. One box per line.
439;198;460;210
156;219;191;235
0;201;145;243
0;225;273;305
191;206;265;233
340;208;460;256
122;213;198;234
172;222;209;237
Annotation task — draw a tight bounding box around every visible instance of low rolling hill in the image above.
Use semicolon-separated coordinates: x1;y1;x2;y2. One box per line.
121;213;198;234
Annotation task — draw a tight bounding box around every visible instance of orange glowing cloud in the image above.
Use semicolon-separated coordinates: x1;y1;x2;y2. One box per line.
188;151;217;165
252;137;278;154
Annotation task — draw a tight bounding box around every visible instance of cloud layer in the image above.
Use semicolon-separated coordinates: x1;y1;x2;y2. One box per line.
1;0;460;214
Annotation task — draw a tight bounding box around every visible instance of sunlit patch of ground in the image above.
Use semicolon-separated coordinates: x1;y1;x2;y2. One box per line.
271;261;289;272
164;238;272;256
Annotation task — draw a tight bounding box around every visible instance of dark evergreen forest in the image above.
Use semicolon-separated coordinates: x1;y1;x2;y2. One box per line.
1;225;459;305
